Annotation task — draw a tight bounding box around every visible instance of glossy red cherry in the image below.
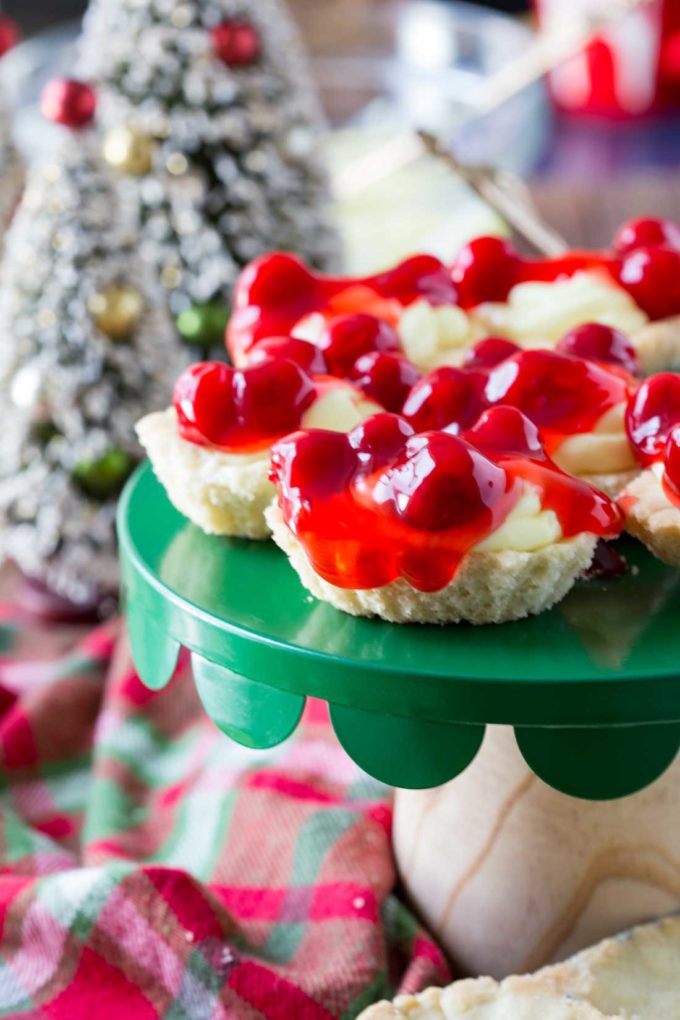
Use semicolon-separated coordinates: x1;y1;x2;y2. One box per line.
0;16;19;57
174;358;316;450
41;78;96;129
450;236;521;309
348;413;415;471
463;337;522;370
484;349;628;436
626;373;680;465
402;367;485;433
663;426;680;508
613;218;680;255
238;253;315;310
211;21;261;67
374;432;507;533
174;362;235;447
465;406;545;461
271;429;356;501
318;314;400;377
350;352;420;412
248;336;328;375
556;323;639;376
376;254;456;304
618;247;680;321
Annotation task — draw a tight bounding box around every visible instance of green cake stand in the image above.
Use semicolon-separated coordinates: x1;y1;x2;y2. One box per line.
117;463;680;801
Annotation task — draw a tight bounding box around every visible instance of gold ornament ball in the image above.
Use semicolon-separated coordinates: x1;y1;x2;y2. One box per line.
89;284;145;340
103;125;155;176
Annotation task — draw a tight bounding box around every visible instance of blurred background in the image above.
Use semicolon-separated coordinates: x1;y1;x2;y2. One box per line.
3;0;680;261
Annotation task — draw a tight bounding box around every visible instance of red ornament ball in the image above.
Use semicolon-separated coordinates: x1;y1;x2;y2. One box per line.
211;21;261;67
41;78;97;129
0;16;19;58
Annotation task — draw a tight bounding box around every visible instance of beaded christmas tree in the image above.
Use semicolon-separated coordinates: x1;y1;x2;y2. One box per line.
0;81;188;607
76;0;340;352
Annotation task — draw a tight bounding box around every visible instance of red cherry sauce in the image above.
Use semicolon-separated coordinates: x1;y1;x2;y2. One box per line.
174;358;318;453
625;373;680;509
270;407;622;592
450;223;680;321
228;252;457;365
403;345;632;457
626;373;680;466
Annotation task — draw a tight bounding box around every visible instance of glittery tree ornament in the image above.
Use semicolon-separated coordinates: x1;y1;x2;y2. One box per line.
41;78;97;130
0;14;19;58
0;135;189;606
102;125;155;176
88;283;145;339
76;0;340;354
211;20;261;67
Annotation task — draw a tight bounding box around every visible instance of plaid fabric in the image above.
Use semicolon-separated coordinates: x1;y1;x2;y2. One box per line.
0;569;449;1018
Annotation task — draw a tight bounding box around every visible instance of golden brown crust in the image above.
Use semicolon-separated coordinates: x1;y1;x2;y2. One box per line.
358;916;680;1019
266;503;597;625
136;409;273;539
620;469;680;568
578;470;639;500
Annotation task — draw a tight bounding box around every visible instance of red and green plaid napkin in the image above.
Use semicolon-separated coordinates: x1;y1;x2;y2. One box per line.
0;569;449;1018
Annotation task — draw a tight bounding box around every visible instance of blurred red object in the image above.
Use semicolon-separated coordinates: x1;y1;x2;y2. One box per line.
0;16;19;58
535;0;680;117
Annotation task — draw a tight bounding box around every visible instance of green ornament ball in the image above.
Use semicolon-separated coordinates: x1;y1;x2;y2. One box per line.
176;302;231;346
72;449;136;500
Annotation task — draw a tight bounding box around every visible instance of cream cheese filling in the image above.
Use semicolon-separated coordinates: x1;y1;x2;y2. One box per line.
552;404;636;476
398;299;484;369
473;270;649;347
473;485;562;553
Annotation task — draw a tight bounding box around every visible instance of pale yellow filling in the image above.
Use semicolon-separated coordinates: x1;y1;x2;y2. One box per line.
474;271;648;347
474;487;562;552
300;383;382;432
552;404;636;475
398;299;484;369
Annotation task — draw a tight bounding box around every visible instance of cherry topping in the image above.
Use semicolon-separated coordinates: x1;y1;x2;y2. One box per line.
375;254;456;304
402;367;485;433
271;429;356;500
626;373;680;465
613;218;680;255
348;413;415;470
350;351;420;412
236;253;315;311
618;247;680;321
450;236;521;308
247;336;328;375
465;406;546;461
556;323;639;376
584;540;628;580
664;426;680;508
463;337;522;370
317;314;400;377
484;349;629;440
174;358;316;451
373;432;507;533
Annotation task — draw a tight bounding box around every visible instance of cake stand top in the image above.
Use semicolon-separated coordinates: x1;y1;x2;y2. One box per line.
118;464;680;799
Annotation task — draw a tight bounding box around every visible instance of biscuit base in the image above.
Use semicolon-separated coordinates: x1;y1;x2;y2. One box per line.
136;409;273;540
359;915;680;1019
578;470;639;500
620;469;680;568
266;503;597;625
